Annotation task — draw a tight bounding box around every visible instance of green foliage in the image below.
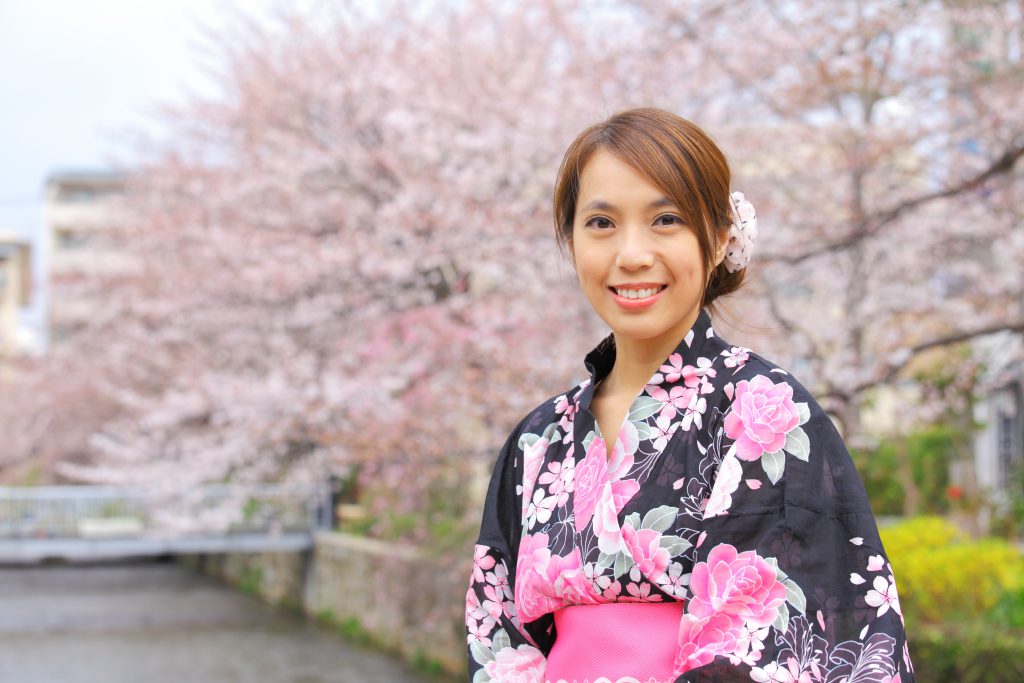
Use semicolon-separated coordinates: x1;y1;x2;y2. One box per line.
989;460;1024;540
315;609;372;645
410;650;447;677
910;625;1024;683
987;585;1024;630
881;517;1024;624
852;424;965;516
236;565;263;596
850;441;905;515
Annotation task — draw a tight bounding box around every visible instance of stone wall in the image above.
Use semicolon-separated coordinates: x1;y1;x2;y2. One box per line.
188;531;467;676
185;548;310;609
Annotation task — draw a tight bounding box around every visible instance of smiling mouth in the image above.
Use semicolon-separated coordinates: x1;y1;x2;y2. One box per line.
610;285;667;299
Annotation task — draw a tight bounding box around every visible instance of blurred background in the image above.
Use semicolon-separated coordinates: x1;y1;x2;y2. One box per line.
1;0;1022;681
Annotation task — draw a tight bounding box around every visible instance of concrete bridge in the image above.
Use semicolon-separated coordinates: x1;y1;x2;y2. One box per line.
0;483;331;563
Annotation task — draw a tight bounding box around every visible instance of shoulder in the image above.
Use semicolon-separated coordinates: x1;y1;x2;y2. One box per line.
711;347;845;459
497;379;590;458
718;349;818;407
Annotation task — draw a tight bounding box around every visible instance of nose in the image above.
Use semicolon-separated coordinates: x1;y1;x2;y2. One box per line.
615;223;655;271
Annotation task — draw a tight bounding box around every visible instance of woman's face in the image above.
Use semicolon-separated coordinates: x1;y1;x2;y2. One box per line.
571;149;721;351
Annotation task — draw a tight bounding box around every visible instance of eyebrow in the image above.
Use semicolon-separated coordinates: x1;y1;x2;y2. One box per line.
579;197;677;212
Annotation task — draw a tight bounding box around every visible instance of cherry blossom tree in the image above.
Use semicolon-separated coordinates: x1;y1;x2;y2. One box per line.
1;0;668;535
2;0;1020;534
633;0;1023;439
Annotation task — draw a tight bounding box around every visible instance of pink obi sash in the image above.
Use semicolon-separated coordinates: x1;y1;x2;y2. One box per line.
544;602;684;683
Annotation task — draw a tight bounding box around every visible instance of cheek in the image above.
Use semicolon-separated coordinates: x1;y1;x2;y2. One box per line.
574;252;606;291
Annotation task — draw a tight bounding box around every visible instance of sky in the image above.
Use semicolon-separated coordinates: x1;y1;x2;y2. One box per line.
0;0;278;350
0;0;261;239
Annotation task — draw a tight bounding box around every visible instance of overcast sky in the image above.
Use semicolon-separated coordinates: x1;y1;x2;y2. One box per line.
0;0;261;239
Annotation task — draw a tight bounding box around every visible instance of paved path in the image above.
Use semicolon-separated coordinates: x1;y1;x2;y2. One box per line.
0;560;438;683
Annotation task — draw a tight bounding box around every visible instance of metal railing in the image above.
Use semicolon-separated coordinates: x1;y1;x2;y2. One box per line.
0;483;332;541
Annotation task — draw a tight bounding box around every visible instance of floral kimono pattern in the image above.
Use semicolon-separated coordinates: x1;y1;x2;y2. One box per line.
466;309;913;682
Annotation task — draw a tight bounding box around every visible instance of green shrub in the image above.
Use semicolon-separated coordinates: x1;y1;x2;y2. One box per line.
910;625;1024;683
852;425;963;517
987;584;1024;630
881;517;1024;624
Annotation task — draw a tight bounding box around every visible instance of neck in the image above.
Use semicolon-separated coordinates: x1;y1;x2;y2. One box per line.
601;309;701;397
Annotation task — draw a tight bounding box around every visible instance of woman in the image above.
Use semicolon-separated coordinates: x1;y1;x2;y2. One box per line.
465;109;912;683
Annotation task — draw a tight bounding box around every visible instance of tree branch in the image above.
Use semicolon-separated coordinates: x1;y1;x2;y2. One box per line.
858;318;1024;394
767;135;1024;265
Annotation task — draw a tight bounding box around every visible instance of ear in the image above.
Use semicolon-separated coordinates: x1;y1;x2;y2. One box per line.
713;226;730;267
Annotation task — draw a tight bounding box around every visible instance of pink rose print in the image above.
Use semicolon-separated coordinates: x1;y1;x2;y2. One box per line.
516;534;591;623
515;533;554;622
724;375;801;461
688;544;787;631
621;522;671;583
484;643;546;683
675;612;742;673
573;437;609;530
610;478;640;512
703;453;742;518
554;566;602;605
607;422;638;480
592;482;626;556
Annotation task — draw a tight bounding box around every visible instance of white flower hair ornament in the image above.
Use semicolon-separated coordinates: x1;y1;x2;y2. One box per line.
724;191;758;273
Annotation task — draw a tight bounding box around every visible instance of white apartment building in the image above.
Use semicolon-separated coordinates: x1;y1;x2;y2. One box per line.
43;171;133;343
0;234;33;357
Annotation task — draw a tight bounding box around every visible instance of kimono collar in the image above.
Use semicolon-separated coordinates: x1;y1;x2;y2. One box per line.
578;308;717;412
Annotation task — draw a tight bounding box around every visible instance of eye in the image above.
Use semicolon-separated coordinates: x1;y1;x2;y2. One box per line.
654;214;683;227
584;216;614;231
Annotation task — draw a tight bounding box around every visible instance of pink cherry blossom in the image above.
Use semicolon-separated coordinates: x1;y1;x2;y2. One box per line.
654;353;686;384
649;383;696;420
722;347;751;369
865;575;902;618
472;544;497;583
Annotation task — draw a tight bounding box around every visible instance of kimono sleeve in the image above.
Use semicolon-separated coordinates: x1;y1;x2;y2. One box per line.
466;419;554;682
673;374;914;682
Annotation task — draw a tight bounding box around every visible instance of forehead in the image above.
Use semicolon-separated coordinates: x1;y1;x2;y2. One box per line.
577;149;670;208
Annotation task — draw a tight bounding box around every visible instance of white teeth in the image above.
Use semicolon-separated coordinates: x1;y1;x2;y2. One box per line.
615;287;660;299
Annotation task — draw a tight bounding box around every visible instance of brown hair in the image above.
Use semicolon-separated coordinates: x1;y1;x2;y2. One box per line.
553;108;745;308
